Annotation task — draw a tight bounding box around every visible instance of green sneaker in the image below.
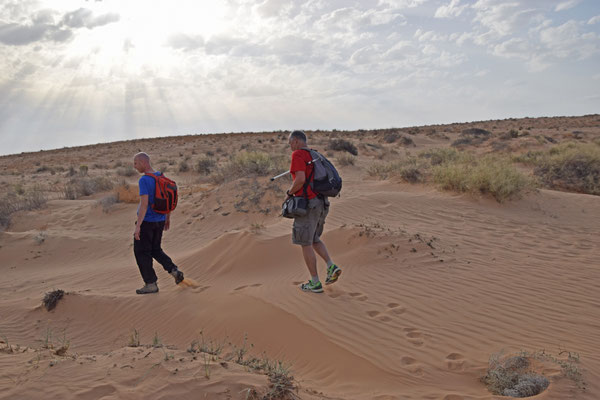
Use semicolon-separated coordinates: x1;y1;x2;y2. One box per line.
325;264;342;285
300;280;324;293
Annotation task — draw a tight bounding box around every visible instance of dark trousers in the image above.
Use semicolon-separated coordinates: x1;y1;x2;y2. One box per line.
134;221;178;284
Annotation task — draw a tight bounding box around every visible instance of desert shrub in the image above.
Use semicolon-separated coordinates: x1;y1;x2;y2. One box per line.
178;160;190;172
399;136;415;147
367;157;425;183
533;142;600;195
43;290;65;311
196;157;216;175
384;132;400;143
337;153;356;166
418;148;460;165
63;176;113;200
329;139;358;155
433;154;530;202
222;151;286;177
452;128;491;147
117;166;137;177
0;186;47;230
481;354;549;397
79;165;88;176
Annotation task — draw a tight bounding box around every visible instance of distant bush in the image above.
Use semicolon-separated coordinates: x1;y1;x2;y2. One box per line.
337;153;356;166
329;139;358;155
178;160;190;172
433;154;530;202
63;177;113;200
533;143;600;195
452;128;491;147
196;157;216;175
383;132;401;143
0;186;47;230
418;148;460;165
223;151;287;177
117;166;137;177
114;182;139;203
367;157;426;183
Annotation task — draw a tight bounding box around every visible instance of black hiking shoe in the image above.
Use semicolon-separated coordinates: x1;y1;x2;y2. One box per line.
170;269;184;285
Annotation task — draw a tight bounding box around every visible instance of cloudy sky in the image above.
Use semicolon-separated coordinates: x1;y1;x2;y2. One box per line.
1;0;599;155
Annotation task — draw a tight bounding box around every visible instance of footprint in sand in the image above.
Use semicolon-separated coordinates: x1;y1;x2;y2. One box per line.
404;328;425;347
399;357;423;376
348;292;368;301
366;310;380;317
445;353;465;371
386;303;406;315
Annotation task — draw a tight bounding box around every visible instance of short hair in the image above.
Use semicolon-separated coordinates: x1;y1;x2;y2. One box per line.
134;152;150;163
290;130;307;143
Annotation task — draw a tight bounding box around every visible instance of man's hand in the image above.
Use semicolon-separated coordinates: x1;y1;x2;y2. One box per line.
134;224;141;241
164;215;171;231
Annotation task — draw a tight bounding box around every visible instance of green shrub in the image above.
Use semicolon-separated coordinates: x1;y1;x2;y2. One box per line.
367;157;425;183
533;143;600;195
225;151;287;177
433;154;530;202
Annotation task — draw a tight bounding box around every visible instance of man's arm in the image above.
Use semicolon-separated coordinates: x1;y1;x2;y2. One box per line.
164;213;171;231
134;195;149;240
287;171;306;197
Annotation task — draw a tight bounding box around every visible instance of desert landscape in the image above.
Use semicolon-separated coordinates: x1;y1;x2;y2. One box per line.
0;115;599;399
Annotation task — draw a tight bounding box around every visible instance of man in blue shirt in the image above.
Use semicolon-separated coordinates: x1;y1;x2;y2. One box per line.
133;152;184;294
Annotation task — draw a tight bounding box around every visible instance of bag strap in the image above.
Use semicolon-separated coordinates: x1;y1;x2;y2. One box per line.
300;148;316;199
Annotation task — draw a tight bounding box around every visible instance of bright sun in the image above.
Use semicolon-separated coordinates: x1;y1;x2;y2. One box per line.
47;0;232;74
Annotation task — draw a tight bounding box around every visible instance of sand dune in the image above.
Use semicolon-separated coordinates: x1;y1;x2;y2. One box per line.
1;116;599;399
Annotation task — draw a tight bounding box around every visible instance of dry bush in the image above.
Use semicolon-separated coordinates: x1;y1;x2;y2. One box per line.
329;139;358;155
481;353;549;397
0;186;47;230
179;160;190;172
43;289;65;311
63;176;113;199
98;194;119;213
117;166;137;177
219;151;287;179
336;153;356;166
196;157;216;175
367;157;426;183
533;142;600;195
452;128;491;147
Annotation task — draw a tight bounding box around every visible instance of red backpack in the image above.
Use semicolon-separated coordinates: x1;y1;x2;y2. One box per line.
144;173;178;214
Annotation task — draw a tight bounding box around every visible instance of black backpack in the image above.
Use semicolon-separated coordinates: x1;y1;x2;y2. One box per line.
303;148;342;197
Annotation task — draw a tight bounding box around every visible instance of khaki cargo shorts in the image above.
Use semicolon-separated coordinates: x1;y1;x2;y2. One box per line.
292;197;329;246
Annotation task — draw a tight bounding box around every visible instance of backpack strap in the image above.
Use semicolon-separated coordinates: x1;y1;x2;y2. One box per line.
301;149;316;199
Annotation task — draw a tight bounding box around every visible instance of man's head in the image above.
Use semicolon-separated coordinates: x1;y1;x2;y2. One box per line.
133;152;151;173
288;130;307;151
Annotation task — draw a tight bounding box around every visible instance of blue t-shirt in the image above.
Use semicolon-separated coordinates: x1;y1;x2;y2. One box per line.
138;172;167;222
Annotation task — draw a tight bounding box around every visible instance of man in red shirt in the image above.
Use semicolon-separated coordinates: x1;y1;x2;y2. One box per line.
286;130;342;293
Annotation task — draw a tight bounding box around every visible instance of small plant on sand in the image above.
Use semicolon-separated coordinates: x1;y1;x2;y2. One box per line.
152;331;162;348
54;329;70;356
0;185;47;230
481;352;549;397
42;289;65;311
128;328;141;347
196;157;216;175
34;231;47;245
97;194;118;213
250;222;265;233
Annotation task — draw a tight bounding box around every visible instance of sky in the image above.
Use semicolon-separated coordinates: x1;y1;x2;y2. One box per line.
0;0;599;156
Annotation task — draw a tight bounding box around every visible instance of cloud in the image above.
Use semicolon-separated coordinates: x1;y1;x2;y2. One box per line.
538;20;598;59
166;33;205;51
589;15;600;25
435;0;468;19
555;0;581;12
61;8;120;29
472;1;540;37
0;7;119;46
0;22;49;45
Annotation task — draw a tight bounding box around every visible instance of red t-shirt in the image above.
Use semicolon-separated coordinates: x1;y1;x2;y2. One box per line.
290;149;317;199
